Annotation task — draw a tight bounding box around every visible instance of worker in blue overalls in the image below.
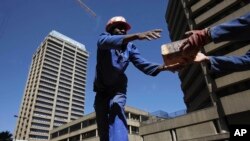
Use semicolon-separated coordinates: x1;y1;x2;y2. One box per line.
93;16;182;141
180;12;250;73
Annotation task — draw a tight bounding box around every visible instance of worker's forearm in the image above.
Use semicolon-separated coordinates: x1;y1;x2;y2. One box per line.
122;34;140;44
123;29;162;44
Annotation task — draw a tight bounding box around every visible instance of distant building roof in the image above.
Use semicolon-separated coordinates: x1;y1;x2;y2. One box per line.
150;110;170;119
150;109;187;119
49;30;86;51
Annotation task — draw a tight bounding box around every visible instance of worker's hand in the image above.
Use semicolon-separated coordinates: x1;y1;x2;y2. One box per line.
158;63;184;73
179;28;211;54
193;52;210;63
170;53;210;65
137;29;162;40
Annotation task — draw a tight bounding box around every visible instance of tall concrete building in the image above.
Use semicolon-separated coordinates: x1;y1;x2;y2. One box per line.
166;0;250;113
166;0;250;123
139;1;250;141
14;30;89;141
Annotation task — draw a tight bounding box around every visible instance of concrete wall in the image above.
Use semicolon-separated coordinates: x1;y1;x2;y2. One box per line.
140;107;230;141
143;131;172;141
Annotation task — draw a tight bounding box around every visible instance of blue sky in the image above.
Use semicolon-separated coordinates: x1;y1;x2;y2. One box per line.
0;0;186;133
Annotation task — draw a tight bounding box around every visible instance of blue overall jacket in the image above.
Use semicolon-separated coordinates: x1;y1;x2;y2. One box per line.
93;32;160;94
209;12;250;73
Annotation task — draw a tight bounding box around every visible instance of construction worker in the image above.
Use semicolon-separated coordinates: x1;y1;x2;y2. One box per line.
180;12;250;73
93;16;182;141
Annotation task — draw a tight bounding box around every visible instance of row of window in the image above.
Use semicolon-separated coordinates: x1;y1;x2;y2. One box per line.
41;66;86;86
29;134;48;140
51;124;140;140
47;38;88;60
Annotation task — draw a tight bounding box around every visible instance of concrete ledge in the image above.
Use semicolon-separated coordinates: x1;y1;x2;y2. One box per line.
195;0;238;25
176;121;217;140
143;131;172;141
215;71;250;89
140;106;218;135
221;90;250;115
182;132;229;141
128;134;143;141
191;0;210;13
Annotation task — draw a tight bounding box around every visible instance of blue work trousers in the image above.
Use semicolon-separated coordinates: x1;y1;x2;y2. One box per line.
94;92;128;141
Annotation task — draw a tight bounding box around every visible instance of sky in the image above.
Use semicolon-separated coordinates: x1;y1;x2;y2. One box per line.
0;0;186;133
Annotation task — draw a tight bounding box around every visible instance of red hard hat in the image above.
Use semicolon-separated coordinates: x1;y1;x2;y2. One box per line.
106;16;131;32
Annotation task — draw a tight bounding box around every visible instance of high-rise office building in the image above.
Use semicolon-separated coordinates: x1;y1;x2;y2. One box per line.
14;30;89;141
139;1;250;140
166;0;250;114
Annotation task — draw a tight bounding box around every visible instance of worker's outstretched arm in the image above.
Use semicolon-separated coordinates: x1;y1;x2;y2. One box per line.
97;29;162;50
122;29;162;44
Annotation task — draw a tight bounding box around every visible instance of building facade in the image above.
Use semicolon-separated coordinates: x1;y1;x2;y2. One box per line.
166;0;250;125
139;1;250;141
14;31;89;140
166;0;250;113
49;106;156;141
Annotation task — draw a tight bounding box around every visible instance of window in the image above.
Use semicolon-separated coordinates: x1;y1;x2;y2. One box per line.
70;123;81;132
82;130;96;139
131;126;139;134
130;113;140;121
51;132;58;139
59;128;68;136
